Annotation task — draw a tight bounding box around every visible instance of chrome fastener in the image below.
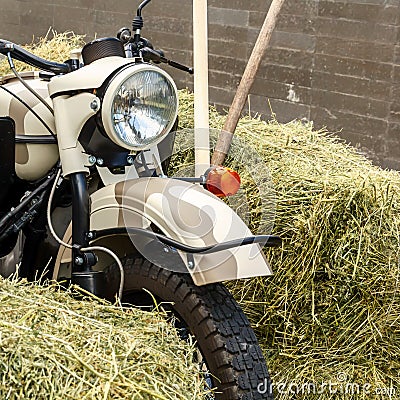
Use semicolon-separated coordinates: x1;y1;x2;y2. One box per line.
74;257;84;266
90;99;99;111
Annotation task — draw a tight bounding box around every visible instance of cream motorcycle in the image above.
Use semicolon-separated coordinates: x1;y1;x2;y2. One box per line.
0;1;280;398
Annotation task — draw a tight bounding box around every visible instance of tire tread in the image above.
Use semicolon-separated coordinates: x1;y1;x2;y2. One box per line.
105;257;273;399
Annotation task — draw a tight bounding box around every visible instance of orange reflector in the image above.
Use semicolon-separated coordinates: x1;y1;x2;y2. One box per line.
205;166;241;197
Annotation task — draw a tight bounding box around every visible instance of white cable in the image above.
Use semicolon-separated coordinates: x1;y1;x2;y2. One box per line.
47;169;125;299
47;169;72;249
80;246;125;300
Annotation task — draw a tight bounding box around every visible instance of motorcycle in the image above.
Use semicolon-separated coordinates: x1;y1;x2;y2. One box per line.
0;1;281;398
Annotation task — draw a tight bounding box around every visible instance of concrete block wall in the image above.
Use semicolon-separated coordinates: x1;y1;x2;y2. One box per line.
0;0;399;169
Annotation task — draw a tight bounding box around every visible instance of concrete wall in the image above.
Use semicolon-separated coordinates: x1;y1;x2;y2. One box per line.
1;0;399;169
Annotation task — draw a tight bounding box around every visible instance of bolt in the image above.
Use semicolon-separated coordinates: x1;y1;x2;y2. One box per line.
127;155;134;165
74;256;84;266
90;99;99;111
88;155;96;165
188;261;194;269
163;248;169;253
87;232;94;240
96;158;104;166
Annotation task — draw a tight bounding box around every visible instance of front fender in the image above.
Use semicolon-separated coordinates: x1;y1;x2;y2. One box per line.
55;177;272;286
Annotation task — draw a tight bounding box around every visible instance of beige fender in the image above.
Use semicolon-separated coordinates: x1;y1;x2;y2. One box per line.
54;177;272;286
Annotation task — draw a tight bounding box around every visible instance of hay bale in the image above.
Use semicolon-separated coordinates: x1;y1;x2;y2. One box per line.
0;278;204;399
176;90;400;399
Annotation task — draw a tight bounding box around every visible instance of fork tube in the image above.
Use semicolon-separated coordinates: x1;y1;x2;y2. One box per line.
70;172;89;271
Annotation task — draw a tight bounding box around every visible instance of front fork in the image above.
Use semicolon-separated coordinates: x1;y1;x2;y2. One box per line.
69;172;106;296
70;172;89;264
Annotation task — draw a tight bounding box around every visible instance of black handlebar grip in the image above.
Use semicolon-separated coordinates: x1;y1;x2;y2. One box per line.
141;47;193;74
167;60;194;74
0;40;70;74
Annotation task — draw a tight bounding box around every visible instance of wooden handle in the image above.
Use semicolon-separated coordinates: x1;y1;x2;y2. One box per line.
211;0;286;166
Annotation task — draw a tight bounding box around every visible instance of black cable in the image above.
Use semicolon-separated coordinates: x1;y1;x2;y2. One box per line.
0;172;56;237
0;85;57;140
11;66;54;115
7;52;54;116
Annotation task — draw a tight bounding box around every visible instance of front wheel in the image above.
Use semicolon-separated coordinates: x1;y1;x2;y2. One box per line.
104;257;273;400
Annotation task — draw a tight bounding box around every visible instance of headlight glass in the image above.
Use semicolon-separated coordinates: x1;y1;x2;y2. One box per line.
110;69;177;149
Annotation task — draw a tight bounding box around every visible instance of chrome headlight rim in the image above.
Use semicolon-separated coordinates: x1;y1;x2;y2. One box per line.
101;63;179;151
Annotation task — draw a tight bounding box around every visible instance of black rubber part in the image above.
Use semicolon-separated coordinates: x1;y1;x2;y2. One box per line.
132;16;144;30
104;257;273;399
0;117;15;207
81;37;125;65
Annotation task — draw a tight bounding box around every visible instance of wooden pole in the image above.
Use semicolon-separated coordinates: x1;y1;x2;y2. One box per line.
211;0;286;166
193;0;210;176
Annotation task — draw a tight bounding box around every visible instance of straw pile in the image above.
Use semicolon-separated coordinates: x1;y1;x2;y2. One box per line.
177;90;400;399
1;33;399;399
1;34;208;398
0;278;204;399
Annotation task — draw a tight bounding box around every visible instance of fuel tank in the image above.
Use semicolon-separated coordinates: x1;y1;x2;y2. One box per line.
0;71;58;181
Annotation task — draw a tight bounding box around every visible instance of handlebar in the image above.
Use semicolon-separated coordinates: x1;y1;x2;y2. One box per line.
0;39;193;76
0;40;70;75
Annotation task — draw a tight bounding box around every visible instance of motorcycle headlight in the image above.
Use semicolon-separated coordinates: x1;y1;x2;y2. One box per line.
101;64;178;151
